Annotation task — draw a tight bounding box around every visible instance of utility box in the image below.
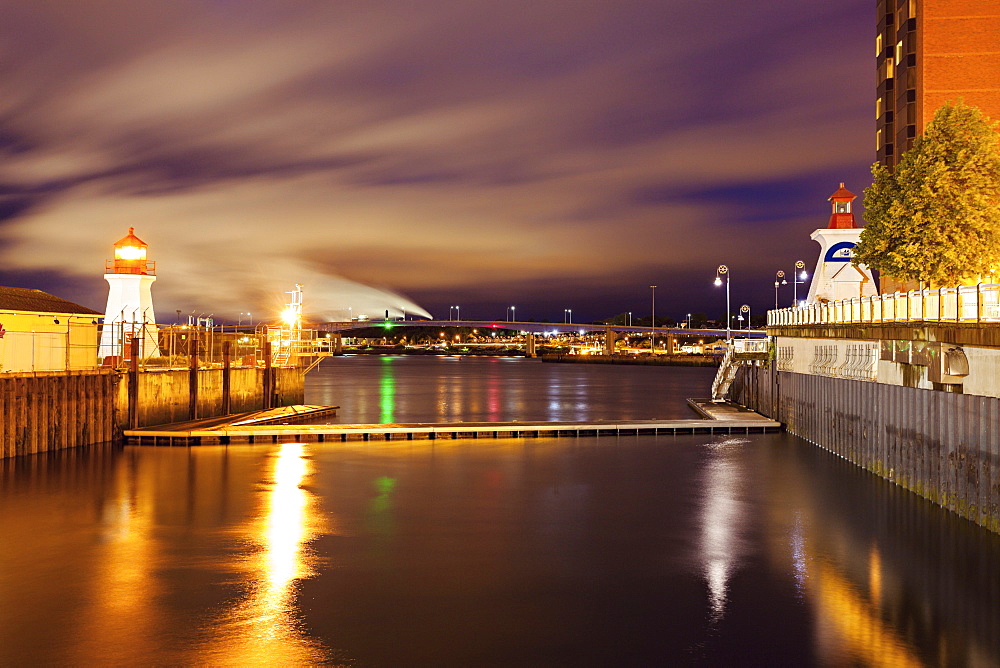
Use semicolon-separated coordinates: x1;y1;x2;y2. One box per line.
927;343;969;384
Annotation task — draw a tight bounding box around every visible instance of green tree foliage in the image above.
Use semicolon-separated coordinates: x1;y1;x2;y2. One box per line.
853;101;1000;286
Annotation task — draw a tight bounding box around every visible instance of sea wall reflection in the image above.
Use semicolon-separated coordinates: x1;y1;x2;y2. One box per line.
760;436;1000;666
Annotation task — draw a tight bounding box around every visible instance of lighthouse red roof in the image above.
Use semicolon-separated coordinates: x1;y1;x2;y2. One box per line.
827;182;857;229
113;227;147;248
828;183;856;201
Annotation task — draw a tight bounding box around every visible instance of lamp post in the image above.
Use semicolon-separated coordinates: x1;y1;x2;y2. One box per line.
649;285;657;355
687;313;692;329
793;260;808;306
774;270;787;310
741;304;750;337
508;305;516;323
628;311;632;326
714;265;731;340
455;305;460;321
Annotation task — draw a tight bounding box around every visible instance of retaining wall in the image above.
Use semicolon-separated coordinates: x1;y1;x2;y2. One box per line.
731;365;1000;533
3;367;305;458
0;371;117;458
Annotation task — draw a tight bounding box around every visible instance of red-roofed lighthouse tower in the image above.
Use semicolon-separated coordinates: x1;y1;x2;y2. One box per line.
806;184;878;303
98;228;160;360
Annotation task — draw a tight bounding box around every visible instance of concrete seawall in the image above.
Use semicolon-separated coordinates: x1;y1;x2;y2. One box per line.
730;365;1000;533
2;367;305;458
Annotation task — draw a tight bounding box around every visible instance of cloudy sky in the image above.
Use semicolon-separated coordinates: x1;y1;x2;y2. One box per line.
0;0;875;323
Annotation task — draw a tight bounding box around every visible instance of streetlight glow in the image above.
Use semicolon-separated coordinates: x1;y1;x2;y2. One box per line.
714;265;731;340
650;285;657;355
793;260;807;306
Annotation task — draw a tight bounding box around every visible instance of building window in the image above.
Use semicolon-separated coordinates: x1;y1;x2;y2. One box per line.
908;0;916;18
895;40;903;65
877;128;883;150
876;33;883;56
876;97;883;119
885;59;894;79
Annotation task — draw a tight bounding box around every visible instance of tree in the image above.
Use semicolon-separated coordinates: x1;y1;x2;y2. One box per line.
853;101;1000;286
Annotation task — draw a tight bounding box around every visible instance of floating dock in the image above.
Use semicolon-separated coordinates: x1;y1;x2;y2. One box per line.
123;402;781;445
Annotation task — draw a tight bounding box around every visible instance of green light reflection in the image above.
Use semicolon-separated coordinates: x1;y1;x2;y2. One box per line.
380;357;396;423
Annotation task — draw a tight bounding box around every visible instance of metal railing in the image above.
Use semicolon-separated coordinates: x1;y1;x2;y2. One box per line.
732;338;769;354
768;283;1000;326
99;323;335;371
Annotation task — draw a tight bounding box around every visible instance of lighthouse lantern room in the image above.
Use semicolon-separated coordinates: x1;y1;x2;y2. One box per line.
99;228;160;361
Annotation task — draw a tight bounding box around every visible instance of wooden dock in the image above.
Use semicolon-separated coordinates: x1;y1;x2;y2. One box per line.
123;402;781;445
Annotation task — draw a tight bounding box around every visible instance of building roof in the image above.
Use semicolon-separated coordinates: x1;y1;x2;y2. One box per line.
0;287;102;315
828;183;856;201
114;227;147;248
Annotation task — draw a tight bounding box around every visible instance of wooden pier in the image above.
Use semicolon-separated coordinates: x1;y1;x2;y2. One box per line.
123;402;781;445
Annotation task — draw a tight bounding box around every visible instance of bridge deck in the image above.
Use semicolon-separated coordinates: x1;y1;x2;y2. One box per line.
124;404;781;445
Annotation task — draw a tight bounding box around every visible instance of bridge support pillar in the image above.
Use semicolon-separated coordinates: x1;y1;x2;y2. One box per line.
526;333;537;358
604;330;616;356
333;333;343;355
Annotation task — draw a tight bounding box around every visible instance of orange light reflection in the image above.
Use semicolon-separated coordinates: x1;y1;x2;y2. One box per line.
198;443;332;665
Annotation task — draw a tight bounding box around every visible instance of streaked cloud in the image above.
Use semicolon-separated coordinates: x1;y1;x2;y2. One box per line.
0;0;874;321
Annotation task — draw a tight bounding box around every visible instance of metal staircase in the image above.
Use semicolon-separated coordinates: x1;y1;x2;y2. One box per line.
711;347;739;401
711;338;770;402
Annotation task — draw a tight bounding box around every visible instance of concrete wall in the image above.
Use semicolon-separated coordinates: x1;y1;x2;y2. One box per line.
115;367;305;428
3;366;305;458
731;365;1000;533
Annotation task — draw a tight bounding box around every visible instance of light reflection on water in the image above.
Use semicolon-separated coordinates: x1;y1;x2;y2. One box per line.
698;437;749;624
0;358;998;665
197;443;331;666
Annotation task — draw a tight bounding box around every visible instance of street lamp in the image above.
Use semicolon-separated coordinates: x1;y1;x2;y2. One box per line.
628;311;632;327
714;265;731;340
687;313;692;329
650;285;657;355
508;305;516;322
774;270;787;310
455;305;460;321
793;260;808;306
741;304;750;337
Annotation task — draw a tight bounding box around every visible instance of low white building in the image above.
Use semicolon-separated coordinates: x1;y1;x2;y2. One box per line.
0;287;102;372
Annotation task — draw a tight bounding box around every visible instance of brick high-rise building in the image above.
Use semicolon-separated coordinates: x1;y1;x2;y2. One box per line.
875;0;1000;168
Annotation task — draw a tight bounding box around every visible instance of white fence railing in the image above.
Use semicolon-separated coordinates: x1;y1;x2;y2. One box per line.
733;338;769;354
768;283;1000;326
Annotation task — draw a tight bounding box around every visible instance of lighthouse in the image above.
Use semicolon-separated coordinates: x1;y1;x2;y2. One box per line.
98;228;160;360
806;184;878;304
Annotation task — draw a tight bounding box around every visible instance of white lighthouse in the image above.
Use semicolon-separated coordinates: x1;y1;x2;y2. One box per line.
806;184;878;304
98;228;160;361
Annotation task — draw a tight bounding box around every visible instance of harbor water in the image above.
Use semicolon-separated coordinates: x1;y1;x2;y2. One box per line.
1;355;998;666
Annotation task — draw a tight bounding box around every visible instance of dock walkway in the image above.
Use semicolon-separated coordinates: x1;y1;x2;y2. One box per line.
124;402;781;445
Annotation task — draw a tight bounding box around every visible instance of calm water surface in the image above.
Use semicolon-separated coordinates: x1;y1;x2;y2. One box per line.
1;355;998;666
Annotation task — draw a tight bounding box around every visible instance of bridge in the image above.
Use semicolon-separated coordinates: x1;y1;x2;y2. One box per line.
312;320;765;357
315;319;762;337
